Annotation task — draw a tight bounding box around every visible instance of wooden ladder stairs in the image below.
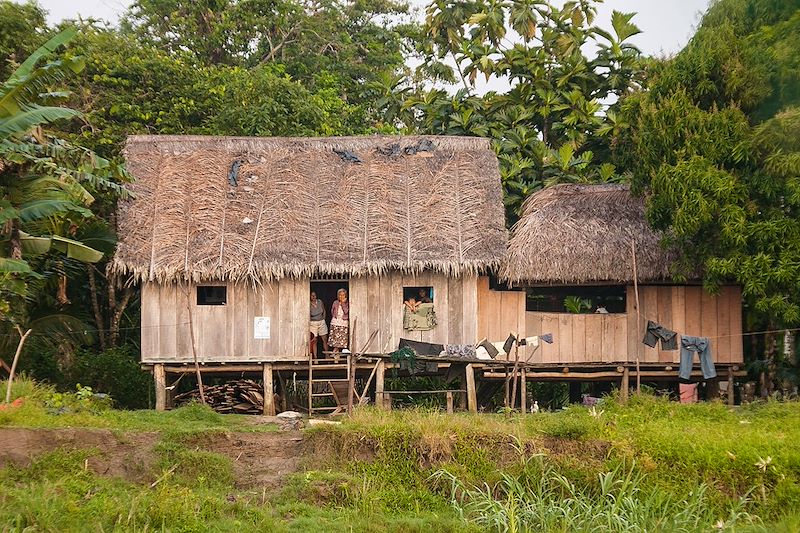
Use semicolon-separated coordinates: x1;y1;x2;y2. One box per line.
307;354;352;416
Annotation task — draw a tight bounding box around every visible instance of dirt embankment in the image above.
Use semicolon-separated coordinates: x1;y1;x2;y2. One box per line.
0;427;304;489
0;426;611;490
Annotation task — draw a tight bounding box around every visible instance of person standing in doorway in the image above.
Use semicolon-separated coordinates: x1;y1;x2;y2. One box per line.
309;291;328;358
329;288;350;354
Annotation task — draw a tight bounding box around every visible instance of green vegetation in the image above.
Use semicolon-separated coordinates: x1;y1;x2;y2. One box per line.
1;379;798;531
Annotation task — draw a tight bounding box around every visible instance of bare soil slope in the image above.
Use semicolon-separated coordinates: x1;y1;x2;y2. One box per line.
0;428;304;488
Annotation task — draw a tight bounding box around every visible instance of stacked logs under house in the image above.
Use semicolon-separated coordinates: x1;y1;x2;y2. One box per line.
174;379;264;414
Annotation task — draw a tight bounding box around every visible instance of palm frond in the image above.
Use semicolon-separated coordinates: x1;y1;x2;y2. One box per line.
5;27;78;85
0;104;80;139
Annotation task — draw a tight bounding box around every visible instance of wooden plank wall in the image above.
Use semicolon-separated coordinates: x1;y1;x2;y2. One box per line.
525;312;627;363
476;276;527;361
141;279;309;363
627;285;743;364
349;272;478;353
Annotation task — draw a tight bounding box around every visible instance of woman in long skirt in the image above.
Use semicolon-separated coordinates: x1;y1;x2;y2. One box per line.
329;288;349;353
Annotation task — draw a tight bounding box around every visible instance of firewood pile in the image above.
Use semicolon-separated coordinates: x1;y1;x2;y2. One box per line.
174;379;264;414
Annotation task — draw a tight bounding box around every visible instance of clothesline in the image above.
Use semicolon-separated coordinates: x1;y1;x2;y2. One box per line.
638;318;800;342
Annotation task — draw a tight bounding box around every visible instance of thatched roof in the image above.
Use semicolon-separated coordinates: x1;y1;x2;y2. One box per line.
501;184;677;285
113;135;507;283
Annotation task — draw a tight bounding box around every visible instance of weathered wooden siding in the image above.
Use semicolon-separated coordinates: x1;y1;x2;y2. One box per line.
525;312;627;363
475;279;743;365
476;276;526;361
141;279;309;363
349;272;478;353
142;272;478;363
628;285;743;364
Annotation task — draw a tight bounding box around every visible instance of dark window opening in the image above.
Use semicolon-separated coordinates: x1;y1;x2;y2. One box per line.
403;286;433;304
526;286;626;313
197;286;227;305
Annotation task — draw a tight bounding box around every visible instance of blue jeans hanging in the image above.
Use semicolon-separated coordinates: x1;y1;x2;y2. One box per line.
679;336;717;380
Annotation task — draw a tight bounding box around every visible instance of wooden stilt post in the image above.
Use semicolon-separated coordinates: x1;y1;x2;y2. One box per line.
466;363;477;413
621;366;630;404
727;366;735;406
347;354;355;414
263;363;275;416
630;240;642;395
520;367;527;412
154;364;167;411
446;391;454;414
375;360;386;408
504;367;510;409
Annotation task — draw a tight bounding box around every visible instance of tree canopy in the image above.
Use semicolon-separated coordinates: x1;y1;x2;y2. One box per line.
613;0;800;327
390;0;644;219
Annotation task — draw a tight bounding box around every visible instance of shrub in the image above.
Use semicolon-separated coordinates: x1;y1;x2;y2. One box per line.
66;346;153;409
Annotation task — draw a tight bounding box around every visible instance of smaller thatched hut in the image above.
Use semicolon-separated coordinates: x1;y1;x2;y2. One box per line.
494;184;743;388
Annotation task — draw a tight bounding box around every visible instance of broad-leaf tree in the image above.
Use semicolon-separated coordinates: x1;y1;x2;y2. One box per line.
613;0;800;393
397;0;644;219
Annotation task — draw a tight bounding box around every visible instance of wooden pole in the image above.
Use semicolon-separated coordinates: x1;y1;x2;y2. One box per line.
347;327;377;414
510;340;521;410
263;363;275;416
184;284;206;405
154;363;167;411
621;366;630;403
631;240;641;395
375;360;386;408
727;366;735;406
520;367;527;412
4;326;32;404
446;391;454;414
465;363;477;413
347;354;355;413
359;358;382;403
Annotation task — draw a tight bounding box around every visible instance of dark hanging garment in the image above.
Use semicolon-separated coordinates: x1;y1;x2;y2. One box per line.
642;320;678;350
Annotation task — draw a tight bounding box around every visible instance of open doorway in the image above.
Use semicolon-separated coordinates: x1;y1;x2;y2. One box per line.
310;279;349;358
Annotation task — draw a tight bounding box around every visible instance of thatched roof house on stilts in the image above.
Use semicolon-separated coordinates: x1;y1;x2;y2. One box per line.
115;137;745;413
499;184;745;404
113;135;508;413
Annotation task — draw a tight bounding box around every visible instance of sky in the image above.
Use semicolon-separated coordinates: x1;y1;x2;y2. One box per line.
30;0;711;59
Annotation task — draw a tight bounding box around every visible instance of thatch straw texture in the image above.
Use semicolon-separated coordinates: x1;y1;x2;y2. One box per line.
501;184;676;285
113;135;507;283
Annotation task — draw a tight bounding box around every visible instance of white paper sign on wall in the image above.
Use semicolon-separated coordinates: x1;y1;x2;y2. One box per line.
254;317;271;339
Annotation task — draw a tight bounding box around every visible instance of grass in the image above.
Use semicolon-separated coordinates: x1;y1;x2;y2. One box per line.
0;377;799;531
0;376;276;434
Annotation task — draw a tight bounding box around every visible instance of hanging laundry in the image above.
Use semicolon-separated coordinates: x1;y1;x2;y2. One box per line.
444;344;476;359
476;338;499;358
403;302;437;331
539;333;554;344
502;333;517;354
642;320;678;350
518;336;540;348
679;336;716;380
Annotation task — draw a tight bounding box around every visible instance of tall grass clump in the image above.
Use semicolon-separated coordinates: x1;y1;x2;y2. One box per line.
434;454;758;533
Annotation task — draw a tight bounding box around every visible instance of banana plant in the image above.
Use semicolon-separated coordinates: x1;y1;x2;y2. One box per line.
0;27;129;350
0;28;127;280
